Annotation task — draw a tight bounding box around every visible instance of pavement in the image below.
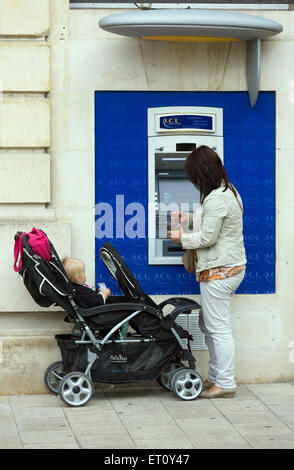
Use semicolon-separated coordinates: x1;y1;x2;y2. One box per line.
1;382;294;450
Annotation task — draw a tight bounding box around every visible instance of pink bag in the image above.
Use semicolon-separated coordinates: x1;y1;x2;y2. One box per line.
14;228;51;272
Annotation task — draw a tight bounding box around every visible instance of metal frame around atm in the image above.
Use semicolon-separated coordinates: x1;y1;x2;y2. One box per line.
148;106;223;266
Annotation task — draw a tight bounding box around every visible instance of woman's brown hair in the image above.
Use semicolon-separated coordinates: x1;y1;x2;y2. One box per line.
184;145;237;203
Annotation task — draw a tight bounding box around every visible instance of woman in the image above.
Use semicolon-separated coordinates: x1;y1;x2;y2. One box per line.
168;146;246;398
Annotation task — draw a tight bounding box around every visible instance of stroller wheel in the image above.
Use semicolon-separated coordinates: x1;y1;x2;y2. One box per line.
44;361;65;394
171;368;203;401
156;362;185;391
58;372;94;407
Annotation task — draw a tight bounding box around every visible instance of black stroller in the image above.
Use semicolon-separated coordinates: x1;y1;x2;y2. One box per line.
15;230;203;407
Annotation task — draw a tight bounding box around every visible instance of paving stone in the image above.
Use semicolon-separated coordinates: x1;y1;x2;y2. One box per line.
114;400;172;423
152;389;192;404
125;422;189;443
106;398;164;415
247;383;294;405
228;384;257;400
119;410;174;427
19;429;77;446
24;442;80;449
212;400;283;426
213;398;268;414
69;416;126;436
104;388;161;405
195;434;251;449
268;404;294;430
9;394;59;409
0;410;16;426
15;417;71;433
175;417;251;449
77;433;136;449
162;401;223;420
64;408;114;424
134;438;194;449
0;433;22;449
247;433;294;449
234;420;291;438
12;406;65;419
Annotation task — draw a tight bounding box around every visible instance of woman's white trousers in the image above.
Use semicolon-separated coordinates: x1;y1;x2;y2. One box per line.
199;270;245;389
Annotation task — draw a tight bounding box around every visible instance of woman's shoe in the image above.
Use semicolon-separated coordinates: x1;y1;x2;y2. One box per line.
202;380;215;391
200;387;236;398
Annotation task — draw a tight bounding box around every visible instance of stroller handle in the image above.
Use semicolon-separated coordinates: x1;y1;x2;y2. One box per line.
159;297;201;323
159;296;201;311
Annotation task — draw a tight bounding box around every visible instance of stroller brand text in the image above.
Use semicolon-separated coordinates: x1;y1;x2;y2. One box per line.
109;353;127;363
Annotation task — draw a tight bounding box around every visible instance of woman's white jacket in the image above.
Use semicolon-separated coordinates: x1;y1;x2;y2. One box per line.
181;185;246;273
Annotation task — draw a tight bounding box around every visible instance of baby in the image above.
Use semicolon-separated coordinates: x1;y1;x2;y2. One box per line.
62;257;111;307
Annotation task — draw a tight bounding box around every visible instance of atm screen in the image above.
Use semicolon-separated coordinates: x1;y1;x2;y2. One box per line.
158;178;200;207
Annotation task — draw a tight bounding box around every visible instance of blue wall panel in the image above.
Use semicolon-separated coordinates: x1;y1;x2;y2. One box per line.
95;91;275;295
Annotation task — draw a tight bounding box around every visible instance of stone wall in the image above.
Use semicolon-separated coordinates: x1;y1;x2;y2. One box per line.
0;0;72;394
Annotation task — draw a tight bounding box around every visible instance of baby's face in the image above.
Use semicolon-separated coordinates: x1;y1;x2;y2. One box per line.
76;267;86;285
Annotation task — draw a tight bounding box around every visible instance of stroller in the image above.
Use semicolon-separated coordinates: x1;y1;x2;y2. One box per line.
14;230;203;407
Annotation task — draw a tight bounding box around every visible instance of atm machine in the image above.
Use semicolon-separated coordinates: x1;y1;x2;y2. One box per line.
148;106;223;265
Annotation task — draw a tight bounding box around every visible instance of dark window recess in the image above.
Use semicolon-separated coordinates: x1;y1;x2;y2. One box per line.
176;143;196;152
167;245;184;253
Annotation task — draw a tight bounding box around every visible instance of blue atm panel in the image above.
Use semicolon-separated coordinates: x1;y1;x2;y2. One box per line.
95;91;275;295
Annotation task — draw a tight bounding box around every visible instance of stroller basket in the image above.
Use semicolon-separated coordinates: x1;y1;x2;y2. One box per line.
56;334;180;384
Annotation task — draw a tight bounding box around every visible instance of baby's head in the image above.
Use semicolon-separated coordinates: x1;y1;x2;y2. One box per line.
62;257;86;285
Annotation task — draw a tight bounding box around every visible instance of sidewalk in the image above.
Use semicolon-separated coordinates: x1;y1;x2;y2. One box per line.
1;382;294;449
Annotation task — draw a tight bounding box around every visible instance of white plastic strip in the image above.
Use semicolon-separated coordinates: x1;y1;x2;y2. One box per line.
70;3;290;10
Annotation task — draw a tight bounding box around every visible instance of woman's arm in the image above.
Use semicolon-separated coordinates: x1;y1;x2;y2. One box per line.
181;196;228;249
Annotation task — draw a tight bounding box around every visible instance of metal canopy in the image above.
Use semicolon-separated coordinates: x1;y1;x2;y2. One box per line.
99;10;283;107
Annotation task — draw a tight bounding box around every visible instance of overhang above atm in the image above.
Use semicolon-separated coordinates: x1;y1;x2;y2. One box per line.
99;9;282;41
99;10;283;107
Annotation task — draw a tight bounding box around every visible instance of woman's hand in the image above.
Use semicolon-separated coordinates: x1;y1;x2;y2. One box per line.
170;211;188;224
168;225;184;244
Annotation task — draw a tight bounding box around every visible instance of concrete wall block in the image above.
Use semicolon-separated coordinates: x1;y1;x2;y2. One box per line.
49;0;69;41
0;222;71;312
0;153;50;203
0;43;50;92
0;0;50;37
0;99;50;147
0;336;61;395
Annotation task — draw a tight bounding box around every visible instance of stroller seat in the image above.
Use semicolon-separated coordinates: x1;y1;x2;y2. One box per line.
14;230;203;407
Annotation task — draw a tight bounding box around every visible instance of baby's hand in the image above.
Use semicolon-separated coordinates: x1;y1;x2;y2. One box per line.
103;288;111;300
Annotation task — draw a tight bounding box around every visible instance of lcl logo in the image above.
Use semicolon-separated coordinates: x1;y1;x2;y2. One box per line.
244;234;261;246
162;117;179;128
176;272;193;284
131;254;147;266
154;273;174;284
134;272;153;282
164;117;178;125
243;215;261;227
